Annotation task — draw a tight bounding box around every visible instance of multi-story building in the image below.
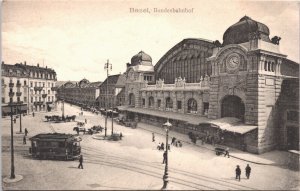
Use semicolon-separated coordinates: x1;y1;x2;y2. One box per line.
119;16;299;154
57;79;101;107
97;74;126;109
1;62;57;115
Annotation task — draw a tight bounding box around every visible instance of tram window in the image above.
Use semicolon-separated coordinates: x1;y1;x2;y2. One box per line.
58;142;65;147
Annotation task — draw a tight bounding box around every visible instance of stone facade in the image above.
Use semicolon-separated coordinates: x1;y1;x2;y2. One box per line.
1;62;57;115
57;79;101;107
120;16;299;154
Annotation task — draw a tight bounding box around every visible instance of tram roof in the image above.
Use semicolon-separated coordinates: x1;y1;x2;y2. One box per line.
30;133;79;141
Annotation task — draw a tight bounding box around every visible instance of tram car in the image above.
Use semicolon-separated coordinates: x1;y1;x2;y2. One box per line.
29;133;81;160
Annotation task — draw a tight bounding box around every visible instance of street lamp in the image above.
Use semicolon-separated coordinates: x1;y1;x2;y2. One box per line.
162;119;172;190
8;101;24;179
104;59;112;137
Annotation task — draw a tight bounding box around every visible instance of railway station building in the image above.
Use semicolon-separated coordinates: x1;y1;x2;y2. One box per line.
119;16;299;154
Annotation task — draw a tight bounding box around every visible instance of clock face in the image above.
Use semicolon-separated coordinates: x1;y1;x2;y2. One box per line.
226;54;240;71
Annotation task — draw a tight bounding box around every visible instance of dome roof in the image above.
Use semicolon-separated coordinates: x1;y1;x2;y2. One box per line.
130;51;152;66
223;16;271;46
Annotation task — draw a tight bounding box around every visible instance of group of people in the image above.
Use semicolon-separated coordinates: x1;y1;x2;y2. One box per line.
235;164;252;181
152;133;182;151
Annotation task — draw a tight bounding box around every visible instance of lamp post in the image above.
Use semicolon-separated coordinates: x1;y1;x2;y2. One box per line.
162;119;172;190
9;101;15;179
19;104;22;133
104;59;112;137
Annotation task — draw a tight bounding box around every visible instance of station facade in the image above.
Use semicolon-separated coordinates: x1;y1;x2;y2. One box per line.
119;16;299;154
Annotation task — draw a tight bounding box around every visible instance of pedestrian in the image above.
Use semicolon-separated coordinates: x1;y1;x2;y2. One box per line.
162;151;167;164
224;147;230;158
157;142;161;150
235;165;241;181
120;132;123;140
14;118;16;123
85;118;87;124
152;133;155;142
161;142;165;151
245;164;251;179
32;112;35;117
25;128;28;136
23;136;26;144
78;155;83;169
171;137;176;145
76;128;79;135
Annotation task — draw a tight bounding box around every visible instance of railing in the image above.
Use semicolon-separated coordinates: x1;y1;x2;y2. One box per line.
34;101;44;105
141;80;210;91
16;92;22;96
9;92;15;97
34;87;43;91
9;83;14;87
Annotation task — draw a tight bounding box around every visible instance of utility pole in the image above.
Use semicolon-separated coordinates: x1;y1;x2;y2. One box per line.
104;59;112;137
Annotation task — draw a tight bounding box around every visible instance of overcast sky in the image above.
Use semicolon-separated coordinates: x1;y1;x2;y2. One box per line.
2;0;299;82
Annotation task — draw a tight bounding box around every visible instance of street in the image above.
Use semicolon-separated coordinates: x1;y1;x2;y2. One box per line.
2;102;299;190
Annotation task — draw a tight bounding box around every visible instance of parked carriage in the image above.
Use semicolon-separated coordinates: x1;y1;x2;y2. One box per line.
29;133;81;160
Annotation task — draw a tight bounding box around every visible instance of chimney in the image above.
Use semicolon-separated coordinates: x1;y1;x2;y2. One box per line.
2;61;4;65
24;61;26;65
37;63;39;67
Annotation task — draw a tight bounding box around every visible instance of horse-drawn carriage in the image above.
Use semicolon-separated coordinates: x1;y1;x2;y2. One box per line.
45;115;76;122
87;125;103;134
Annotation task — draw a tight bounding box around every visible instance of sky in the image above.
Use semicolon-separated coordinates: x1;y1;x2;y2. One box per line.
2;0;299;82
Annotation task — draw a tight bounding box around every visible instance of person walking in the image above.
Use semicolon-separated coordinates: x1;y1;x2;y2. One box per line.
245;164;251;179
78;155;83;169
25;128;28;136
162;151;167;164
171;137;176;145
152;133;155;142
224;147;230;158
32;112;35;117
85;118;87;124
235;165;241;181
23;136;26;144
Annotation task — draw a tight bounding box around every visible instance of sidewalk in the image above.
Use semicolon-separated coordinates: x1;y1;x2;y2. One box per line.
137;122;289;166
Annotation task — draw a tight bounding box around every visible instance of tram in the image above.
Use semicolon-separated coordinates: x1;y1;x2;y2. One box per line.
29;133;81;160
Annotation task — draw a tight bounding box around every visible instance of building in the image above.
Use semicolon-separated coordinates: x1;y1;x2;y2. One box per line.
97;74;126;109
1;62;57;115
119;16;299;154
57;79;101;107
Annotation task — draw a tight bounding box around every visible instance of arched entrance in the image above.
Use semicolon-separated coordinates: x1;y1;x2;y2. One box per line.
221;95;245;121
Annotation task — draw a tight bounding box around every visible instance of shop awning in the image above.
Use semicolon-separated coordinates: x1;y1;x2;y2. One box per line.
200;117;258;134
2;104;28;113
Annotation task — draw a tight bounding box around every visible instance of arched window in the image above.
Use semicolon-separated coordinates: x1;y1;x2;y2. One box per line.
165;97;173;111
188;98;197;114
129;93;135;107
148;96;154;108
264;61;268;71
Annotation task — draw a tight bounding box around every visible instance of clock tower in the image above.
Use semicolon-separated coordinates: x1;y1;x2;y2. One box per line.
207;16;288;153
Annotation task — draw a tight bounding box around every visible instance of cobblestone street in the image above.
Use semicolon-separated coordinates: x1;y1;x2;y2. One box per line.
2;103;299;190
